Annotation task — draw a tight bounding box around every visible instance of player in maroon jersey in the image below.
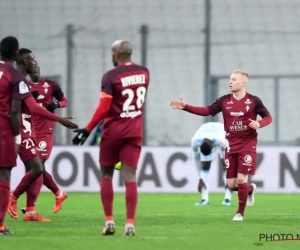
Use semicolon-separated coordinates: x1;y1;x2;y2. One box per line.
15;48;68;214
6;56;78;224
0;37;77;234
170;70;272;221
73;40;150;236
0;36;25;235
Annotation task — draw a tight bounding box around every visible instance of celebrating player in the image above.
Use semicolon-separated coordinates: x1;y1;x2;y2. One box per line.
191;122;232;206
15;48;68;215
171;70;272;221
73;40;150;236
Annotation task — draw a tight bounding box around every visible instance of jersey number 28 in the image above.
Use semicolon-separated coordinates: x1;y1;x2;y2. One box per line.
122;86;147;111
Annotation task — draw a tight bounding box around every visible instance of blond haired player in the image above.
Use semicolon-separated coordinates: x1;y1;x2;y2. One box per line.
171;70;272;221
191;122;231;206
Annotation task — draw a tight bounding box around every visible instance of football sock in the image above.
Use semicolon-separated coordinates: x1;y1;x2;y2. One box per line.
225;187;232;200
13;172;35;198
100;178;114;221
248;184;253;195
223;172;232;200
237;183;248;215
26;175;43;211
0;181;10;227
125;182;137;225
192;150;201;178
223;171;227;186
200;170;209;200
43;171;60;194
55;190;63;198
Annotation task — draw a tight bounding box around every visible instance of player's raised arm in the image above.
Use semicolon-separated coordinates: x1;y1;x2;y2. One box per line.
23;96;78;129
170;96;223;116
72;91;113;145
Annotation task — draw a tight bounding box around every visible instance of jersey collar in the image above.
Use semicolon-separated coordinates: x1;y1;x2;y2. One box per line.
118;62;135;67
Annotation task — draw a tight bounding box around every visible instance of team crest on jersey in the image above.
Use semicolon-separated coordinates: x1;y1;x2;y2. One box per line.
43;82;50;94
245;105;250;112
244;99;252;105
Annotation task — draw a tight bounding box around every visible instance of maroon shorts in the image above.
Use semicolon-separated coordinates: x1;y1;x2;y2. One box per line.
225;151;256;179
36;134;54;160
19;137;40;162
0;127;17;167
100;137;142;168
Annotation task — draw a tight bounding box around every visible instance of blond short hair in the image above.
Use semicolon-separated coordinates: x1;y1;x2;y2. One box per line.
233;70;249;78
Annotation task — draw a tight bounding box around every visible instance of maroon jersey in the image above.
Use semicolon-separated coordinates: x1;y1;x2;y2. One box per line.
0;61;31;129
207;93;270;153
28;78;64;135
101;62;150;138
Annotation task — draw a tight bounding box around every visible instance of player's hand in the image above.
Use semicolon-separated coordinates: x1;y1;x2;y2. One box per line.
72;128;90;145
170;97;186;110
31;91;39;100
58;116;78;129
46;102;60;112
248;119;260;129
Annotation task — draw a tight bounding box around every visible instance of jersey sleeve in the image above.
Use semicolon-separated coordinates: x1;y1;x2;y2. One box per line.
10;71;32;100
51;81;65;101
253;96;270;118
191;137;203;148
207;96;226;117
101;72;114;95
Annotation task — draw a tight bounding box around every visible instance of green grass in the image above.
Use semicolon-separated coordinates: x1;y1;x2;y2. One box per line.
1;193;300;250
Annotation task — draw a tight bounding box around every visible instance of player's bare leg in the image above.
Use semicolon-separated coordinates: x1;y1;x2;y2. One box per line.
0;167;13;236
121;163;137;236
228;174;253;221
7;157;50;222
100;165;115;236
195;161;210;206
41;159;67;213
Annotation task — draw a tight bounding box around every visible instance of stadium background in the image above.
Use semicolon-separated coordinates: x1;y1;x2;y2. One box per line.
1;0;300;193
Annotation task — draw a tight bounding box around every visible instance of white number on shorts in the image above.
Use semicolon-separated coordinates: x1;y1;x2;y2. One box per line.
122;86;147;111
224;159;230;169
0;71;3;79
23;138;35;149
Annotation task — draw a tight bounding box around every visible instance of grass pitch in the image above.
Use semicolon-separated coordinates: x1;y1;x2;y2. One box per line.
1;193;300;250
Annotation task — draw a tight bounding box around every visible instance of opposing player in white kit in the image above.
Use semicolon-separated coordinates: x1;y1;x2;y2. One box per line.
191;122;232;206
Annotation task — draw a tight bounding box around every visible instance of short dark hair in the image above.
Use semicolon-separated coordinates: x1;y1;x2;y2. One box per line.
200;140;213;156
17;48;32;57
16;48;32;65
0;36;19;60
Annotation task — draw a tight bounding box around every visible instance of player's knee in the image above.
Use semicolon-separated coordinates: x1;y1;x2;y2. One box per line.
237;174;248;184
121;163;136;183
101;165;114;178
0;167;12;181
31;161;44;177
227;179;237;189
